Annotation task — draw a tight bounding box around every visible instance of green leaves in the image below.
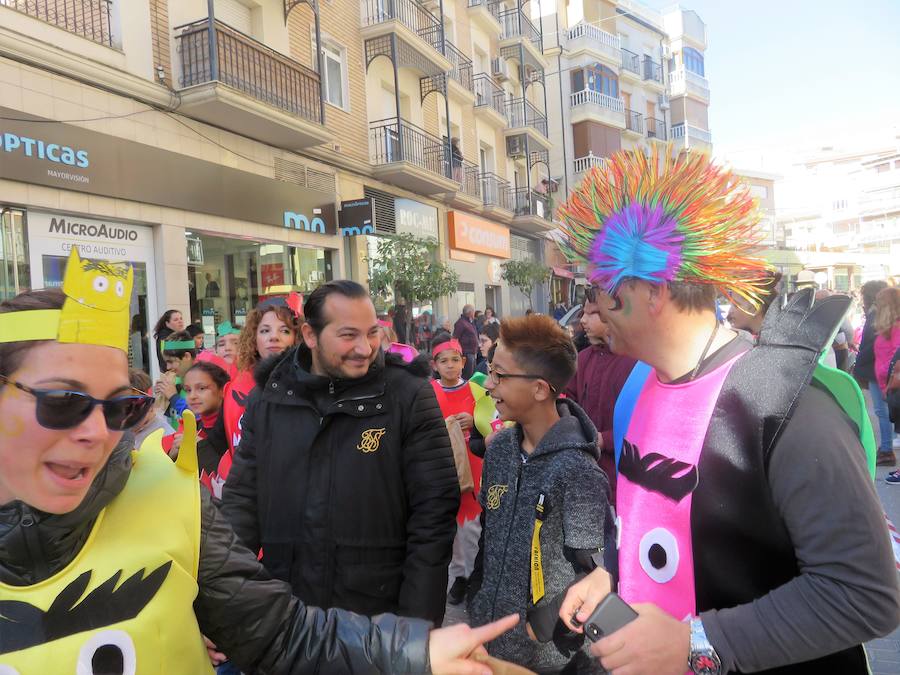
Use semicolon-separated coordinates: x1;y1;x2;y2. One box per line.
367;233;459;308
500;259;552;310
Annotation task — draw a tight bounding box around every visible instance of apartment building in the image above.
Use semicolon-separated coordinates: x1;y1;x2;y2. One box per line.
0;0;557;379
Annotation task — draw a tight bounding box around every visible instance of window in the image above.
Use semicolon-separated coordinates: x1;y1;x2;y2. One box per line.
586;65;618;98
683;47;705;76
750;185;769;200
321;42;346;109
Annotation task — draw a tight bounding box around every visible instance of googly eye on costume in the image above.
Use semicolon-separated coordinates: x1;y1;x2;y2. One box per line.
639;527;679;584
92;276;109;293
0;665;22;675
76;630;136;675
115;280;125;298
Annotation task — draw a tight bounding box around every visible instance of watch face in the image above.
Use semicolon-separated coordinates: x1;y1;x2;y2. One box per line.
690;652;721;675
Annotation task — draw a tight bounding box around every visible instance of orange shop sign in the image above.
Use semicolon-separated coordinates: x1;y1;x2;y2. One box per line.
448;211;511;258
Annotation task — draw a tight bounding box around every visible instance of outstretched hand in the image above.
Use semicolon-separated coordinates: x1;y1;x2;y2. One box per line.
430;614;519;675
557;567;612;632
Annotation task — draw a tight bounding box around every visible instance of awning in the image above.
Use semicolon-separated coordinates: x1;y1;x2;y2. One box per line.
552;266;575;279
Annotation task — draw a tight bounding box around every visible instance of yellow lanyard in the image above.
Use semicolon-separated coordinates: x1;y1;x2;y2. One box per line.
530;493;546;605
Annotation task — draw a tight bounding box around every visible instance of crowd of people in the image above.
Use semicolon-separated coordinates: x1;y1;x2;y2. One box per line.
2;147;900;675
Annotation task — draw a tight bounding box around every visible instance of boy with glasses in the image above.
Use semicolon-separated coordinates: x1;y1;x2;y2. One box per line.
469;314;610;673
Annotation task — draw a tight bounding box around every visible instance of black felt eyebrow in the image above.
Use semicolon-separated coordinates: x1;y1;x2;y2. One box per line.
0;562;171;654
618;439;699;502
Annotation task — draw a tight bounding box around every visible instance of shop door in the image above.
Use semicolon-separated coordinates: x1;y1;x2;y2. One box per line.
0;207;30;301
484;285;501;317
26;211;158;378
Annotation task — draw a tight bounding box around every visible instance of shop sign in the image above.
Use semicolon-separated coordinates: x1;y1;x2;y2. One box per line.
28;211;152;261
261;263;285;286
448;211;511;259
339;198;375;236
186;237;204;265
0;108;337;234
395;199;438;240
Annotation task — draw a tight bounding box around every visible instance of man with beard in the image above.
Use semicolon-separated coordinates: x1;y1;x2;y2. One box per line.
222;280;459;624
564;295;636;505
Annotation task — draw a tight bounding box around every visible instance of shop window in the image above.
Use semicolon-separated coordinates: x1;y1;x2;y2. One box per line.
0;207;30;301
457;282;476;311
683;47;705;76
187;233;333;330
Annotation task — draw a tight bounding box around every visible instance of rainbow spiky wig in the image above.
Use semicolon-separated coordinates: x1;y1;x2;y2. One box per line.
557;146;772;307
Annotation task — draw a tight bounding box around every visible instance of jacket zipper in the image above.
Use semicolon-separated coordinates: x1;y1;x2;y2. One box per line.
21;512;49;580
491;458;526;617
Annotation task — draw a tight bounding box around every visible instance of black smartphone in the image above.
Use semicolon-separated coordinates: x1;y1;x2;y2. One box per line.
582;593;639;642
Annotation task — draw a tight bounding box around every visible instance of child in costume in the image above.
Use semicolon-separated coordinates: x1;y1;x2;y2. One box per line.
162;361;229;460
128;367;174;448
554;147;898;675
156;330;198;425
0;248;518;674
469;314;609;674
430;336;481;605
214;321;241;378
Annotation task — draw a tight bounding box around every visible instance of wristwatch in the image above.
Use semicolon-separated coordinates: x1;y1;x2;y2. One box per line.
689;617;721;675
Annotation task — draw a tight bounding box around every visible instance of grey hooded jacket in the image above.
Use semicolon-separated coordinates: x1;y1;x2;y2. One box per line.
470;398;610;673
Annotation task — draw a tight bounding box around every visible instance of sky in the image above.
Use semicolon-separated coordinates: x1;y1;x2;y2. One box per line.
642;0;900;168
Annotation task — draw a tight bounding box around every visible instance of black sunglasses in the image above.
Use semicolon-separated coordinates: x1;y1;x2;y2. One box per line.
0;376;155;431
584;285;623;312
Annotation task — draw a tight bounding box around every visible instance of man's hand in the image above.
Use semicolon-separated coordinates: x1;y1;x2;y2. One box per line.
429;614;519;675
558;566;612;631
592;604;690;675
203;636;227;667
168;433;183;460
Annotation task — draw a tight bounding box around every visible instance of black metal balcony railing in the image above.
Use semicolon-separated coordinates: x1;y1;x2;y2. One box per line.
370;117;450;177
363;0;444;54
621;48;640;75
2;0;113;46
625;109;643;134
444;40;474;92
473;73;506;118
467;0;501;23
499;8;541;45
457;160;482;200
480;172;513;210
506;97;547;137
512;188;550;220
177;19;322;123
646;117;666;141
643;55;662;83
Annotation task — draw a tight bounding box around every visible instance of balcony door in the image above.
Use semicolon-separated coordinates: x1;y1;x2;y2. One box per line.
217;0;253;34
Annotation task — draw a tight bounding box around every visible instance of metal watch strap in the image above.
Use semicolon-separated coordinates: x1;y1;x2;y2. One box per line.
689;617;721;675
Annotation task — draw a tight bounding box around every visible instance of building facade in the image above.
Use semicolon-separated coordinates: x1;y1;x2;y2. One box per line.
0;0;557;379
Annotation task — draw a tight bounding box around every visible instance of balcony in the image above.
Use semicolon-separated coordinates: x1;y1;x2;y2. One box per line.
505;97;551;150
570;89;625;129
480;172;514;222
566;21;621;67
444;159;484;210
445;39;475;101
360;0;452;73
175;19;331;149
669;65;710;102
643;56;663;87
473;73;508;127
369;117;459;194
624;109;643;136
512;188;553;234
621;48;640;79
467;0;501;36
646;117;667;141
1;0;113;46
573;154;609;184
671;123;712;151
499;7;546;68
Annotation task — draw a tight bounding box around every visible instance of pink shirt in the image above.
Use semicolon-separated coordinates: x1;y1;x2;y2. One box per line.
874;323;900;392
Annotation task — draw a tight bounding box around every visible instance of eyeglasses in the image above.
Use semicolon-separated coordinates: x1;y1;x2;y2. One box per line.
0;376;155;431
584;284;623;312
487;365;557;393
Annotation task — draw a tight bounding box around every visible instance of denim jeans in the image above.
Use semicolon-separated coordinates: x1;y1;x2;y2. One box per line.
869;380;895;451
217;661;242;675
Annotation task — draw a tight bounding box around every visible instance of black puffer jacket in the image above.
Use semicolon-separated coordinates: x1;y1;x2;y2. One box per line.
0;437;432;673
222;346;459;625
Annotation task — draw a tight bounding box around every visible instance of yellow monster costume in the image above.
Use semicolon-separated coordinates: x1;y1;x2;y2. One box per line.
0;249;212;674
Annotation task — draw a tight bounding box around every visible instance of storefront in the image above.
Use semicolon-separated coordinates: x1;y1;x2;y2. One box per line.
0;106;341;377
447;211;512;318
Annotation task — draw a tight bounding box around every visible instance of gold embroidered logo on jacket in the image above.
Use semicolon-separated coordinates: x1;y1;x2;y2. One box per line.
357;428;387;453
486;484;509;510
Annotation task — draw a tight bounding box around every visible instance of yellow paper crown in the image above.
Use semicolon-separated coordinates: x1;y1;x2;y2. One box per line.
0;248;133;351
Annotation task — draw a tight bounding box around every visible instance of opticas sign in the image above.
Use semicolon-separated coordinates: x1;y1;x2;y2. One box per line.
447;211;510;258
2;131;89;167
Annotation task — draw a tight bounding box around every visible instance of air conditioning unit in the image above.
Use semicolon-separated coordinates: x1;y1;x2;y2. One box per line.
506;134;525;158
491;57;510;82
658;93;670;110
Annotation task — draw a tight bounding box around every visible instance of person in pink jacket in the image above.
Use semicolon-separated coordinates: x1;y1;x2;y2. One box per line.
874;286;900;466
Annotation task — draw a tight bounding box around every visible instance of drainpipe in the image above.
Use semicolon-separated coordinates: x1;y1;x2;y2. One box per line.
439;0;452;178
206;0;218;82
558;51;568;196
314;7;326;124
390;34;403;160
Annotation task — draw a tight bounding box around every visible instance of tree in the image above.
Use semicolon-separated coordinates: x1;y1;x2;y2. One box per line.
501;259;552;312
368;233;459;344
